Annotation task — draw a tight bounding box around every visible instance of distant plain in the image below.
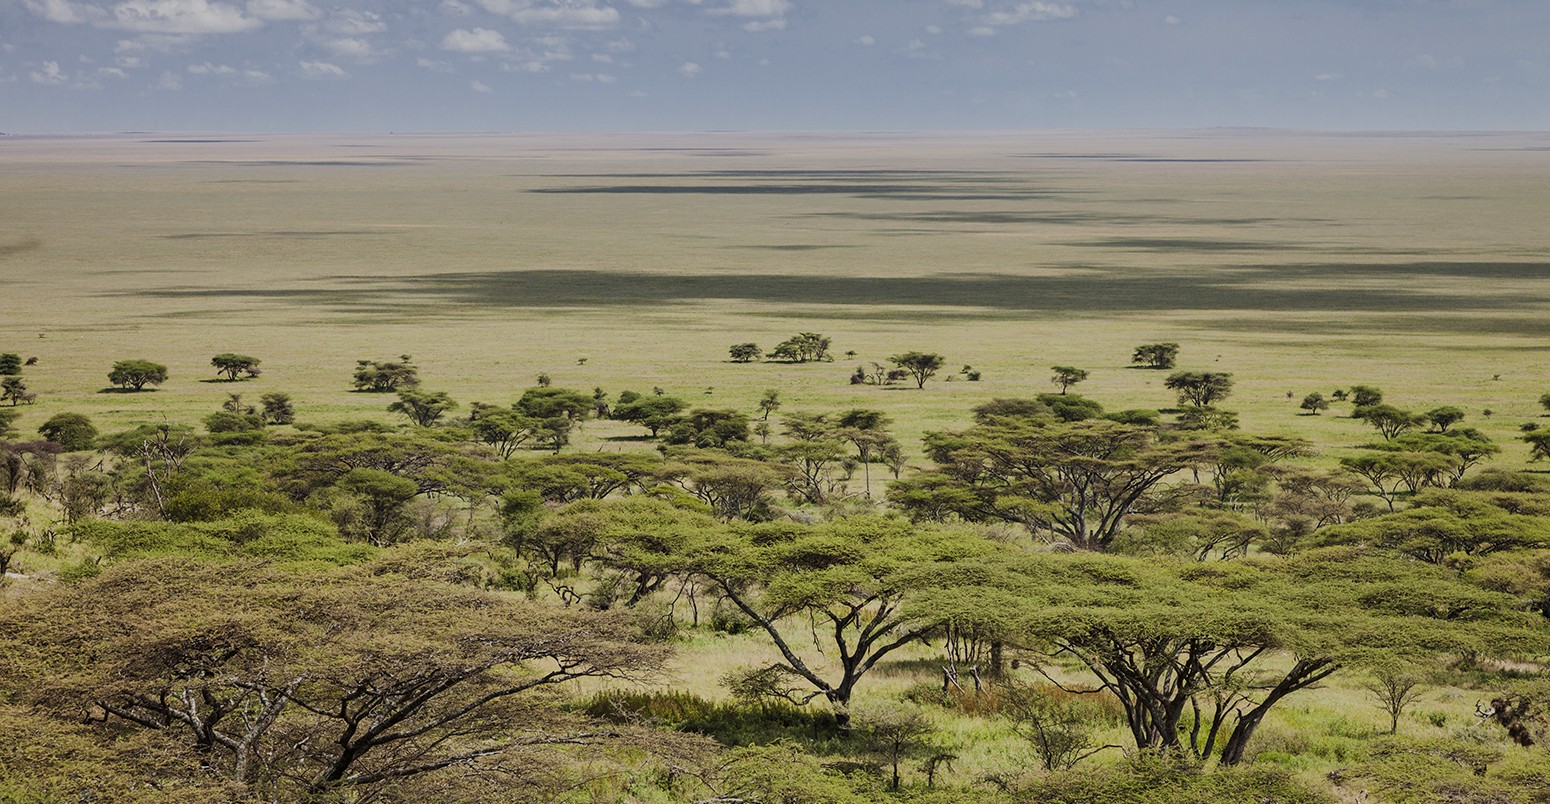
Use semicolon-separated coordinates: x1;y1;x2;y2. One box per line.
3;129;1549;461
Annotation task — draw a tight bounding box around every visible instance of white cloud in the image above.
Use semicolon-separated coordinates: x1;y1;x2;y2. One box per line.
476;0;620;29
856;34;875;46
742;18;784;31
24;0;102;24
982;2;1076;26
154;68;181;88
187;61;235;73
29;60;69;84
945;0;983;8
417;56;455;72
1164;14;1180;25
677;61;701;77
112;0;261;34
97;66;129;77
1314;72;1342;82
592;53;612;63
924;24;942;34
708;0;790;15
624;0;668;6
245;0;316;21
320;9;384;35
966;26;995;36
595;72;615;82
324;37;376;59
569;72;593;81
442;27;509;52
298;59;347;78
470;79;492;92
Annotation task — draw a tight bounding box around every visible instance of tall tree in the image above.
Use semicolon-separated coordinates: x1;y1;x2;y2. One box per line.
210;353;262;382
1165;371;1234;407
108;359;168;391
1050;366;1089;394
890;352;946;389
1131;343;1180;369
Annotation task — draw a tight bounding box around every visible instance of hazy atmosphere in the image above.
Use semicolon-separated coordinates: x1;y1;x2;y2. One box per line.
5;0;1550;131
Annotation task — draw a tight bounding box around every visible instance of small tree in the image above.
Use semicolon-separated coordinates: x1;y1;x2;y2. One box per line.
1540;393;1550;415
1355;404;1425;441
729;343;762;363
352;358;419;392
1425;406;1466;433
1351;385;1384;407
1;377;35;406
0;409;19;439
1131;343;1179;369
891;352;945;389
768;333;832;363
1005;685;1116;771
1527;431;1550;463
38;413;98;452
0;353;20;375
388;389;458;427
210;353;262;382
108;360;168;391
1364;664;1427;734
1301;392;1330;415
854;701;936;791
260;392;295;425
1165;371;1234;407
1051;366;1089;395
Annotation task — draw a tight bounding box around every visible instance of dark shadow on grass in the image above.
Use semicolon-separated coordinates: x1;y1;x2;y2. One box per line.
119;260;1550;333
97;387;157;394
161;231;394;240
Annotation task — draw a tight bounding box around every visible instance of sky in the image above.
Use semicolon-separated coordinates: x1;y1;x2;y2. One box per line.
1;0;1548;132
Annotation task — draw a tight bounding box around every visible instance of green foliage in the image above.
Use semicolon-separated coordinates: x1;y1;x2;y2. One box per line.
890;351;946;388
664;409;751;448
1313;488;1550;562
209;352;261;381
203;409;264;434
1300;392;1329;415
1131;342;1180;369
0;376;33;406
0;353;20;375
1350;385;1385;407
1050;365;1089;393
579;690;838;747
1165;370;1234;407
767;332;832;363
0;409;20;440
1426;405;1467;432
729;342;762;362
36;412;96;451
71;511;371;566
107;359;168;391
258;391;294;425
388;388;458;426
351;356;418;392
1355;403;1424;440
1342;737;1533;804
613;390;687;437
1012;753;1332;804
1526;430;1550;462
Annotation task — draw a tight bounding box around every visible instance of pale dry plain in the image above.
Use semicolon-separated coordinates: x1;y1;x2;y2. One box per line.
3;130;1549;461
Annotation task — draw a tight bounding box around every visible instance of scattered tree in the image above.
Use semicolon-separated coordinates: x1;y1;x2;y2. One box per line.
729;343;763;363
890;352;946;389
613;391;687;437
388;389;458;427
1164;371;1234;407
1;377;34;406
1527;431;1550;462
37;412;98;452
767;332;832;363
259;392;295;425
1425;406;1466;433
1051;366;1089;395
210;353;262;381
854;701;936;791
352;357;419;392
1364;665;1428;735
1300;392;1330;415
1131;342;1179;369
108;359;168;391
1351;385;1384;407
0;353;20;375
1355;404;1425;441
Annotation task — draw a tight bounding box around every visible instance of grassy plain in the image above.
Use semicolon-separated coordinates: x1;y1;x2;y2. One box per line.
4;130;1550;797
3;129;1549;461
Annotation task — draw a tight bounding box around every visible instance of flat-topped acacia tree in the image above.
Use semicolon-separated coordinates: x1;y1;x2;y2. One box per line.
210;353;261;382
107;359;168;391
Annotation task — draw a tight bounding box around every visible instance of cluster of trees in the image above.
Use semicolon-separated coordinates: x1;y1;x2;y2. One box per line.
729;332;833;363
7;345;1550;801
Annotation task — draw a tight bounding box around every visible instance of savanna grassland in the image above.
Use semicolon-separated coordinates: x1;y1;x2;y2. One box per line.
4;130;1549;451
4;130;1550;803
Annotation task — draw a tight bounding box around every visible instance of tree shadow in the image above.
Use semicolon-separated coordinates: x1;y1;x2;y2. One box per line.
97;387;157;394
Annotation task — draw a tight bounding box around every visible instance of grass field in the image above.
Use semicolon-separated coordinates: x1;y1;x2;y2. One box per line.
3;129;1549;462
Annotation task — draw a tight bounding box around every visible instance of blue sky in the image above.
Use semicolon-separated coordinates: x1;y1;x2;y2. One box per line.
2;0;1548;131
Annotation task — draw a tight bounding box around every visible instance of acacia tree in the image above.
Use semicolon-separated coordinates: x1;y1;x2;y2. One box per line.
1131;343;1179;369
0;353;20;375
657;517;990;730
767;333;832;363
890;418;1221;550
1355;404;1426;441
108;359;169;391
352;357;419;392
210;353;262;382
37;412;98;452
1050;366;1089;394
729;343;762;363
1301;393;1330;415
388;389;458;427
259;392;295;425
1;377;34;406
0;559;667;800
1426;406;1466;433
890;352;945;389
930;549;1539;765
1165;371;1234;407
